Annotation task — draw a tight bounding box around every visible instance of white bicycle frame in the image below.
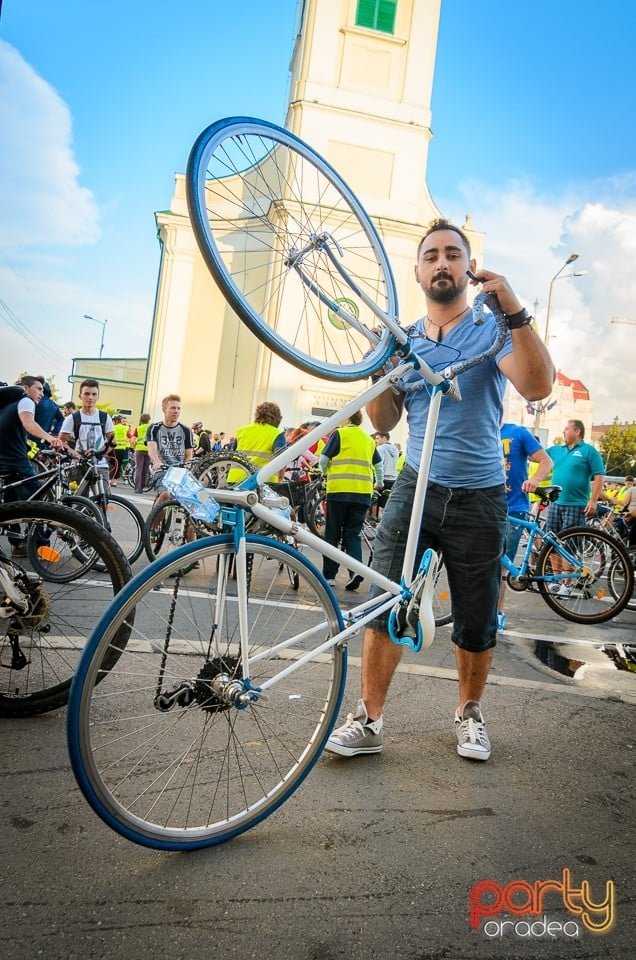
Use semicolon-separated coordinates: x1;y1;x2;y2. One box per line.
195;311;507;698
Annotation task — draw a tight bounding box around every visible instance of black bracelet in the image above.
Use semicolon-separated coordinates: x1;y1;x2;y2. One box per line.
506;308;533;330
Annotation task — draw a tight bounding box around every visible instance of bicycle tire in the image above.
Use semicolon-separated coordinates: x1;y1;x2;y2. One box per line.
608;545;636;611
143;498;195;561
68;534;346;850
59;493;104;523
536;526;634;624
27;494;104;581
121;461;135;488
95;493;144;566
282;557;300;591
306;490;327;538
432;555;452;627
191;450;255;489
186;116;398;382
106;452;119;483
0;501;131;717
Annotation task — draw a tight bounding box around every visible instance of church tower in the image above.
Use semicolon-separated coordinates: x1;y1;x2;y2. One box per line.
287;0;442;229
143;0;481;432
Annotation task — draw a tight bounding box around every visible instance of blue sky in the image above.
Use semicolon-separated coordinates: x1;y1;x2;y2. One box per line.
1;0;635;423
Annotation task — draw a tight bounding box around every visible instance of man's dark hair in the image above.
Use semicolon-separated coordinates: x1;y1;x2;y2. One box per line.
417;218;471;259
569;419;585;439
79;378;100;392
348;410;363;426
17;375;42;388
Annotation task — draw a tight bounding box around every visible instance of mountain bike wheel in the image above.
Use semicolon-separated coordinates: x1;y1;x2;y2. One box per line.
144;498;194;561
0;501;131;717
191;451;255;489
27;495;103;581
608;545;636;611
537;526;634;624
186;117;398;381
97;494;144;566
68;535;346;850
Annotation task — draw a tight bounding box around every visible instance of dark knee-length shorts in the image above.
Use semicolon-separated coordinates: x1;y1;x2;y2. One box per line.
368;464;507;652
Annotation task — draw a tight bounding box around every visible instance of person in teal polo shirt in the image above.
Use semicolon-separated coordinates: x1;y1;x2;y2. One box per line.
545;419;605;596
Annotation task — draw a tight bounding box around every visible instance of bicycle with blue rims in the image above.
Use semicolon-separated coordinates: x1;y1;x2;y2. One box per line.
66;117;631;851
500;486;633;624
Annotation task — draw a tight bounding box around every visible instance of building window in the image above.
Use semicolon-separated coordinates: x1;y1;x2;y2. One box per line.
355;0;397;34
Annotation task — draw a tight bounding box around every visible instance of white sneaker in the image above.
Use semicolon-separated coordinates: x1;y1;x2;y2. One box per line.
455;701;491;761
326;578;336;586
554;584;571;597
548;582;570;595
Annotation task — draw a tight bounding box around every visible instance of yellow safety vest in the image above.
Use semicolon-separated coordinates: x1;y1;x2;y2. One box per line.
326;426;375;496
228;422;282;483
134;422;149;452
113;423;129;450
528;460;552;502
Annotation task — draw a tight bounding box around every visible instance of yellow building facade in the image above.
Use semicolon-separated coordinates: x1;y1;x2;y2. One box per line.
143;0;484;434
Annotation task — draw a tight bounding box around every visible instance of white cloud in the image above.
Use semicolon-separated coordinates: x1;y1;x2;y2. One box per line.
442;178;636;425
0;40;100;249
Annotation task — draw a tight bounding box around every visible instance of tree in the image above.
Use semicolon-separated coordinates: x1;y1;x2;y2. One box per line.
599;420;636;475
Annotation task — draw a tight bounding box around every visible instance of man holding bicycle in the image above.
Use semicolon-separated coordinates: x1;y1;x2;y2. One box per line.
326;219;554;763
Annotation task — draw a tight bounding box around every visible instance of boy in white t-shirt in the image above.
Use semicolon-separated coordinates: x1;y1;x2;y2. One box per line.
59;378;114;482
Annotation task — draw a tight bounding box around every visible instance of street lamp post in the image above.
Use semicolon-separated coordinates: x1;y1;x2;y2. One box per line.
534;254;589;439
83;314;107;358
543;253;578;345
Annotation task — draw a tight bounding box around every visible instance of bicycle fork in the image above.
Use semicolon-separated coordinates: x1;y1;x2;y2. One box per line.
387;383;449;654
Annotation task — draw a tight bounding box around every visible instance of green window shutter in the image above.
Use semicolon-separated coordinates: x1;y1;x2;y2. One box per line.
356;0;376;29
356;0;396;34
377;0;396;33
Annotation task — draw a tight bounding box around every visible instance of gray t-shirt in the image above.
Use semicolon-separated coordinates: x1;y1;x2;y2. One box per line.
147;421;193;466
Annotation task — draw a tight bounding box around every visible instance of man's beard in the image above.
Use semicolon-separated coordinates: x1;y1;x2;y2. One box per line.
424;273;468;304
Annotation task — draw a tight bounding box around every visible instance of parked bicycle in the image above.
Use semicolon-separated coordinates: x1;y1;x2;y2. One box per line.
67;116;633;851
120;458;156;493
58;448;144;565
0;500;130;717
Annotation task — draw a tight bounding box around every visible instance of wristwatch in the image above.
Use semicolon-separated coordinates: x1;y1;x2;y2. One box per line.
506;308;533;330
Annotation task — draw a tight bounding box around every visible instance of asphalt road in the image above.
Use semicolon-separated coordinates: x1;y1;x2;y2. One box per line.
1;489;634;959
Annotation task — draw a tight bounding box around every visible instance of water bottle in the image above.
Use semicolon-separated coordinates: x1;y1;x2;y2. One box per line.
163;467;221;525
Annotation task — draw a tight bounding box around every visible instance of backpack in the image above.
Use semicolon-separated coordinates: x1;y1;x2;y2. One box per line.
71;409;109;447
0;385;26;408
